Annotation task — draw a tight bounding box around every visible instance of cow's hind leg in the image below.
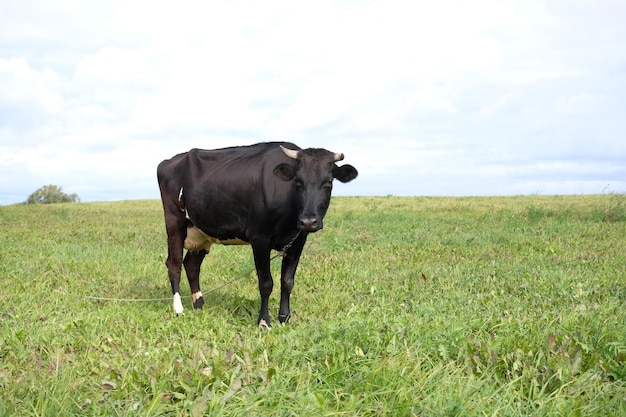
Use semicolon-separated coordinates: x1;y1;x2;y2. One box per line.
162;205;187;315
183;249;208;309
165;240;185;315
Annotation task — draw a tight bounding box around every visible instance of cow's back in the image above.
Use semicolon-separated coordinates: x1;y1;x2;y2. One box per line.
159;142;301;241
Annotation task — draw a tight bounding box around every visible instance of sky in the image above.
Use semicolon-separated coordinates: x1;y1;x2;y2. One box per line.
1;0;625;205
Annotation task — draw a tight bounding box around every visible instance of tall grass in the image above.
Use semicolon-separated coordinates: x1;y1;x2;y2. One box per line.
1;195;625;416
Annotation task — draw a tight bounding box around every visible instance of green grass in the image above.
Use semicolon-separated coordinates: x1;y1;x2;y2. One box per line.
1;195;625;416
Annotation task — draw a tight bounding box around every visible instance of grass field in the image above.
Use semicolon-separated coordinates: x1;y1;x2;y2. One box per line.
1;195;625;416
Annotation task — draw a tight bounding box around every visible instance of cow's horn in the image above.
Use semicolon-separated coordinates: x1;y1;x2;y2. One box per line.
333;152;344;162
280;145;299;160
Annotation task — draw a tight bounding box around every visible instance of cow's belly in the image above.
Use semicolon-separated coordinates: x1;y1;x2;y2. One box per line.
184;226;248;251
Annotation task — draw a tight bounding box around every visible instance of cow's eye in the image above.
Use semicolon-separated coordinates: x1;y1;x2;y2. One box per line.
322;180;333;189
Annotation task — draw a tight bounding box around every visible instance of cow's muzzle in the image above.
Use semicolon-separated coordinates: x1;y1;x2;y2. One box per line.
299;216;323;232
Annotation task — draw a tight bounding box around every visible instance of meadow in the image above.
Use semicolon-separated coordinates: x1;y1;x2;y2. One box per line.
0;195;625;416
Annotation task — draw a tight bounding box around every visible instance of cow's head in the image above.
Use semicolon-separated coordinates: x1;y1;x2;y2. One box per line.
273;145;358;232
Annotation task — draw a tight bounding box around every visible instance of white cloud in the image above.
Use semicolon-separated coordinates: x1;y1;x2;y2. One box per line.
75;46;160;89
0;57;64;119
1;0;626;204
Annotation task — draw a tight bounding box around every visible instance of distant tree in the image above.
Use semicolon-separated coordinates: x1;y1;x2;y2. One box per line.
26;184;80;204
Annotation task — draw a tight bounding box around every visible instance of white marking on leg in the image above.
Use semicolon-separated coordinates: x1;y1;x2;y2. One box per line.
259;319;271;329
192;291;203;303
173;292;184;315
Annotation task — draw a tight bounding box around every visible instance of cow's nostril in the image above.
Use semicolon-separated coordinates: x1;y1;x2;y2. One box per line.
299;217;320;231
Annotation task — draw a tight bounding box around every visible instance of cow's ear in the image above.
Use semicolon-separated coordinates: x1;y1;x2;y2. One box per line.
333;164;358;183
274;163;297;181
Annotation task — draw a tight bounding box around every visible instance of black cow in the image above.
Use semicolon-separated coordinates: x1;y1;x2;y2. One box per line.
157;142;358;327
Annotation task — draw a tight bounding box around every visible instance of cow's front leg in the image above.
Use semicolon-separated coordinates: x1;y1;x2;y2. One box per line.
183;249;208;309
279;234;306;323
252;242;273;328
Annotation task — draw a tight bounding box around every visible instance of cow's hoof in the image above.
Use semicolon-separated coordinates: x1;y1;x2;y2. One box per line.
258;319;271;329
193;297;205;310
278;313;290;324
